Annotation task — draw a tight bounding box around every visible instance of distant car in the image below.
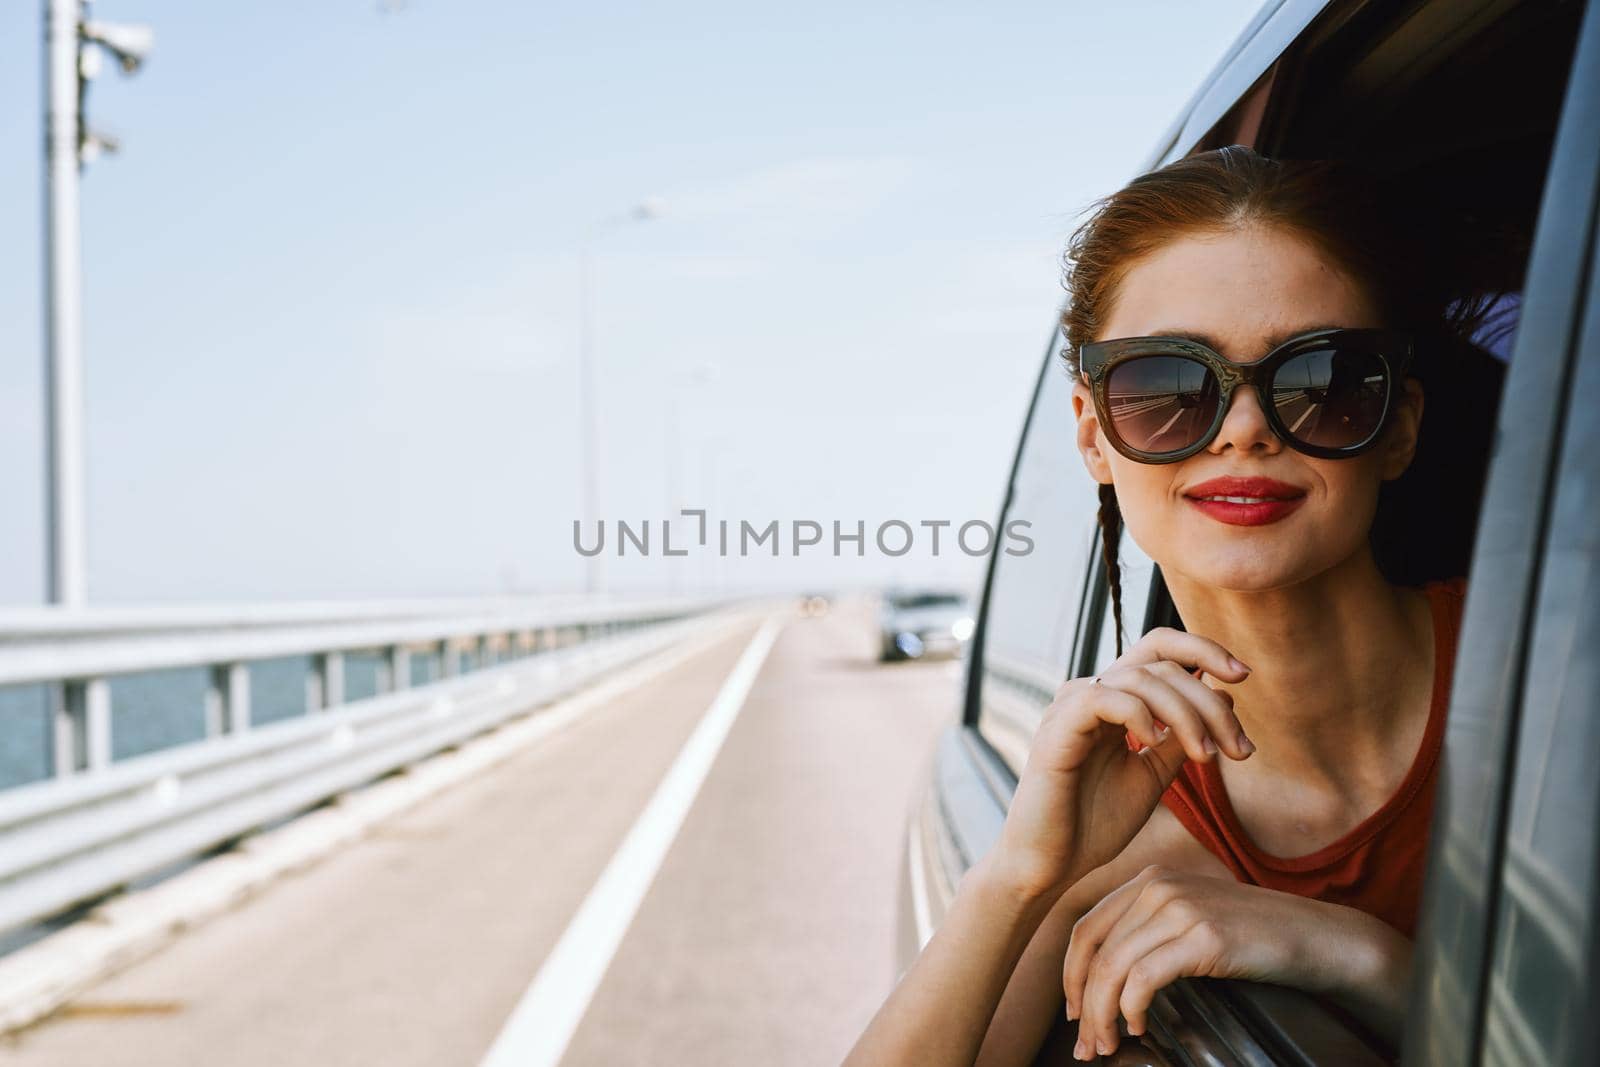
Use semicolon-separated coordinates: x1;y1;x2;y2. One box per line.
878;590;974;662
798;592;832;617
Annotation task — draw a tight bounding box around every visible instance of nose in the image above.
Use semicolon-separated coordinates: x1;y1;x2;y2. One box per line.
1206;382;1281;456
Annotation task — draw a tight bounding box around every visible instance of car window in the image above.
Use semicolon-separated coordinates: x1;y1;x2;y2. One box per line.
974;336;1102;775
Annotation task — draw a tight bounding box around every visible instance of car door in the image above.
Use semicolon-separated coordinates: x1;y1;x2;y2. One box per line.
1404;3;1600;1062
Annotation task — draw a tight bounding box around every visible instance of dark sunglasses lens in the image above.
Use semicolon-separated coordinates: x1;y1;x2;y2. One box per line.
1104;355;1219;455
1269;347;1389;449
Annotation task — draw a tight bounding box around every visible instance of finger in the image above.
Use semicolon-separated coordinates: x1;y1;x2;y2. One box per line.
1063;681;1167;753
1062;876;1144;1020
1148;659;1254;759
1081;893;1198;1052
1118;924;1224;1039
1098;666;1217;766
1111;626;1251;684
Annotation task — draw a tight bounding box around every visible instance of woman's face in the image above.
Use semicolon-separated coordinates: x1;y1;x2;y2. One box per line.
1070;223;1424;592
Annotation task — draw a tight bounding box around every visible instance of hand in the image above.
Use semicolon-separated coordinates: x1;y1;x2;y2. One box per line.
988;628;1254;902
1062;866;1411;1060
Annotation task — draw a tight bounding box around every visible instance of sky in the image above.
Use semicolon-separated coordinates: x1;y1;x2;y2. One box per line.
0;0;1264;604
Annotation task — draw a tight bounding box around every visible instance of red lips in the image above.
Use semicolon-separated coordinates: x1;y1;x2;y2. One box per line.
1183;476;1307;527
1183;476;1306;500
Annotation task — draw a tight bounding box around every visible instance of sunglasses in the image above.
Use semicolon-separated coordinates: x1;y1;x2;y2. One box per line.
1075;327;1415;464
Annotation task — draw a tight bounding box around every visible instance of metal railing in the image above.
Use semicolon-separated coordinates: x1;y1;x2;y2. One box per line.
0;593;751;937
0;595;725;776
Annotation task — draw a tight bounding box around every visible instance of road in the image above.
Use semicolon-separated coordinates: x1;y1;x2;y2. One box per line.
0;596;962;1066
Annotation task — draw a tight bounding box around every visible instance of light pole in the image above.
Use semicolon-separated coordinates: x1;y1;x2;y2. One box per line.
665;364;716;514
42;0;151;777
42;0;152;608
577;197;661;595
665;364;716;595
696;435;730;594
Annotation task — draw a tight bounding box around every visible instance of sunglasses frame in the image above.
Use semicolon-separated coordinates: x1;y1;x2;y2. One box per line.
1075;326;1416;464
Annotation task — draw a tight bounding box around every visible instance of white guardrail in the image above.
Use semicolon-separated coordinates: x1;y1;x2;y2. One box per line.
0;593;750;939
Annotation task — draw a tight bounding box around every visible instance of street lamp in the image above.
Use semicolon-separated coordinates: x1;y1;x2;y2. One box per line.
665;364;716;595
42;0;152;609
665;364;716;512
577;198;661;595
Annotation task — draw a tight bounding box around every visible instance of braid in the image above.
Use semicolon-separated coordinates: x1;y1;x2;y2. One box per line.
1097;482;1126;658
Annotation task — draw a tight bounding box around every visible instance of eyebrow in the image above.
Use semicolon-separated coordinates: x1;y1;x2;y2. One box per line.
1143;323;1349;356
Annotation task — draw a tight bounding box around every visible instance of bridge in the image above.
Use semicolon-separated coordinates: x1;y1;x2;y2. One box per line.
0;592;957;1065
1;4;984;1062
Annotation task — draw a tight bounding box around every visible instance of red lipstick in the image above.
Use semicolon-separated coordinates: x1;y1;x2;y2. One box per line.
1183;476;1307;527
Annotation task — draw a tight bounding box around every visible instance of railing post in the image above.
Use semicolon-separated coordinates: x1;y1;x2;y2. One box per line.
51;678;110;776
387;645;411;692
309;652;345;711
206;663;251;736
440;639;459;678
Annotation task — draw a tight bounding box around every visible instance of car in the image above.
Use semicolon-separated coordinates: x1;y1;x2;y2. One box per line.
896;2;1600;1065
798;591;832;618
878;588;975;662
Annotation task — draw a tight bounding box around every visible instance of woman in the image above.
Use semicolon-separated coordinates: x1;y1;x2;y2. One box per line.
845;146;1494;1065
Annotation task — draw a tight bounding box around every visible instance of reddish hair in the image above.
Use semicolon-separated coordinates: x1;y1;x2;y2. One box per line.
1060;144;1484;368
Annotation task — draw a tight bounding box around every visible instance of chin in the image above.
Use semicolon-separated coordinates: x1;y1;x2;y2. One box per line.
1167;549;1318;593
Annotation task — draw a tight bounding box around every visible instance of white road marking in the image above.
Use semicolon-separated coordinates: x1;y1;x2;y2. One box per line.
477;614;787;1067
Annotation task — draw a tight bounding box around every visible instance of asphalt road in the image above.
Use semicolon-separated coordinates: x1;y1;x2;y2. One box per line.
0;596;963;1066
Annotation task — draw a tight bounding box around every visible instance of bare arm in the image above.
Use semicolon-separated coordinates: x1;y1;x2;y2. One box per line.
1063;867;1414;1058
836;850;1063;1067
974;806;1230;1067
842;629;1254;1067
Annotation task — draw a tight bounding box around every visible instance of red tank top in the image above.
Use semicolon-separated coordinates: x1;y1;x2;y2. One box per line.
1130;577;1467;937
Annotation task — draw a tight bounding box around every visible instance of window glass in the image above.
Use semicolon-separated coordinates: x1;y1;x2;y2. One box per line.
1483;328;1600;1062
1092;529;1156;671
976;339;1103;775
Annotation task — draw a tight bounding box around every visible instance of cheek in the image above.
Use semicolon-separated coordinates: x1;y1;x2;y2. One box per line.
1314;461;1384;530
1103;460;1176;555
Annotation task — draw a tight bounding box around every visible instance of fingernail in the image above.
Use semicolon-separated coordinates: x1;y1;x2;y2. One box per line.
1073;1038;1086;1060
1202;737;1218;755
1097;1038;1112;1056
1230;657;1251;674
1238;733;1256;755
1154;725;1171;744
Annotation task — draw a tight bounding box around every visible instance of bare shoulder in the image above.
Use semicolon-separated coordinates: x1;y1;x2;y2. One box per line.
974;803;1230;1067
